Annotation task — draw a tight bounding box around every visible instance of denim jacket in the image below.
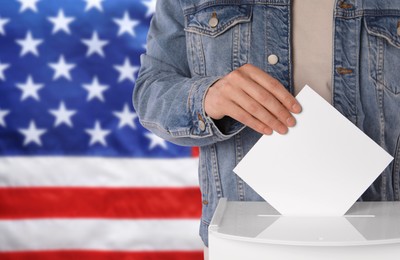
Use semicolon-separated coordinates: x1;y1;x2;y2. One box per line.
133;0;400;246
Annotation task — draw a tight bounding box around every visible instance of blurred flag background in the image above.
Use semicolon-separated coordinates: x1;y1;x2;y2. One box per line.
0;0;203;259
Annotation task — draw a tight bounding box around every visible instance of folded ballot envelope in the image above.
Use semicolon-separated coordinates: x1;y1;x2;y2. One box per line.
234;85;393;216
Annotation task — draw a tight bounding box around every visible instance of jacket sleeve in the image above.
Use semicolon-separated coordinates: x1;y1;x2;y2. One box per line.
133;0;245;147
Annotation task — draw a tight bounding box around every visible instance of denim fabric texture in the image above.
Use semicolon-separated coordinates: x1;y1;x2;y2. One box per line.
133;0;400;246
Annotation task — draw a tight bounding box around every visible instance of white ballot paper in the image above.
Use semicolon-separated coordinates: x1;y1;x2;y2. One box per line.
234;85;393;216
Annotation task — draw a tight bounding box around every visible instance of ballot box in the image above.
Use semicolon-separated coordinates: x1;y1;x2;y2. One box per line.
209;199;400;260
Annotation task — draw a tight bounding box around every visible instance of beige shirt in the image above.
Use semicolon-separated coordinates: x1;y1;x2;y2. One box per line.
292;0;335;104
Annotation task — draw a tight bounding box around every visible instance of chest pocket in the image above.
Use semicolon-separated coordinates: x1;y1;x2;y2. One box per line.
365;15;400;95
184;5;252;76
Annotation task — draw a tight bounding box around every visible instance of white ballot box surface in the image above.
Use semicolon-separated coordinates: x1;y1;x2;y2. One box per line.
209;199;400;260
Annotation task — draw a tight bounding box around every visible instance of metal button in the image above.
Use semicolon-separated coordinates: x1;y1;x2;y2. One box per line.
198;113;206;131
339;0;353;9
337;67;353;75
209;12;218;28
202;200;209;205
199;120;206;131
267;54;279;65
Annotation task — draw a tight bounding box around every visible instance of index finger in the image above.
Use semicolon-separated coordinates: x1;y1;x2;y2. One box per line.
244;64;302;114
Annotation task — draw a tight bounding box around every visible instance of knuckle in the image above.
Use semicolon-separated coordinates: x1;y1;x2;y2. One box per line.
269;79;281;90
247;103;260;114
256;125;266;134
229;69;243;80
269;81;286;94
266;118;280;129
241;63;253;70
218;77;229;87
218;80;236;94
284;95;295;107
276;108;290;120
260;92;272;104
249;121;264;133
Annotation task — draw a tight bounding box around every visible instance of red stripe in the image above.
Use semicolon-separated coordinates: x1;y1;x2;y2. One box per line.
0;187;201;219
192;147;199;157
0;251;203;260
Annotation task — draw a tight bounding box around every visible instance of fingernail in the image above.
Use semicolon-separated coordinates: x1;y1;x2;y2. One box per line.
286;117;296;127
292;103;302;113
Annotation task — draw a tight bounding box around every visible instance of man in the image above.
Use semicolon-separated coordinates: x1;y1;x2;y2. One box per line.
133;0;400;254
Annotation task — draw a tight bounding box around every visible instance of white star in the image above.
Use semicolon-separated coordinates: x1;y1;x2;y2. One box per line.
16;75;44;101
85;120;111;146
0;61;10;81
82;77;109;102
114;58;139;83
113;12;140;37
145;132;167;150
16;31;43;57
81;31;109;57
18;120;47;146
0;109;10;127
48;9;75;34
113;104;138;129
17;0;40;13
0;17;10;36
49;101;77;127
142;0;157;17
84;0;104;12
48;55;76;81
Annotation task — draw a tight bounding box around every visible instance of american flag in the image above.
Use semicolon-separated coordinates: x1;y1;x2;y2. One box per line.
0;0;204;259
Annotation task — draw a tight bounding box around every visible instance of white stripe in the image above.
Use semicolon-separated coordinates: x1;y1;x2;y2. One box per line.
0;157;199;187
0;219;203;251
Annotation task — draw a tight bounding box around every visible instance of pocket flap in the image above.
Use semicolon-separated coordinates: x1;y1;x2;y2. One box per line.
365;16;400;48
185;5;252;37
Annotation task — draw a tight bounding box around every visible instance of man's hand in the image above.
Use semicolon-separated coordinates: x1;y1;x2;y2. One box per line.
204;64;302;135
